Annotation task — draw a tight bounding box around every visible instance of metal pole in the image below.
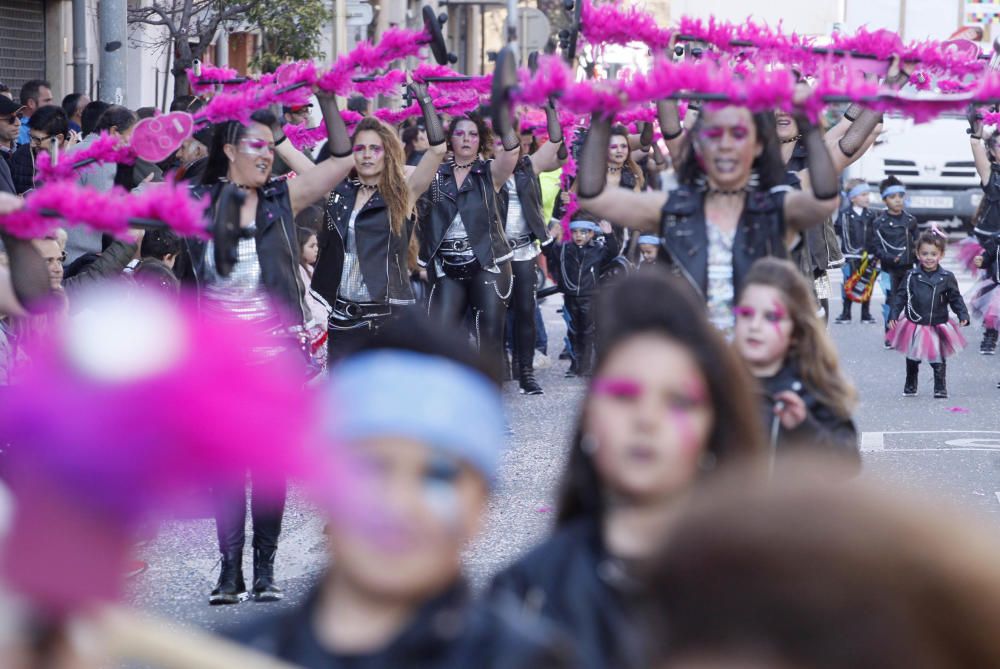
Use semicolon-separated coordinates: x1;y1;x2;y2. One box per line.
71;0;88;94
506;0;518;46
98;0;128;105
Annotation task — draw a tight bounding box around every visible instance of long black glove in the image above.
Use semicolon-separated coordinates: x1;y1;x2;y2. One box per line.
410;82;445;146
837;108;882;158
1;232;53;313
316;93;352;158
968;104;984;139
545;101;567;160
657;100;683;140
577;113;612;199
638;121;653;151
494;89;520;152
795;114;839;201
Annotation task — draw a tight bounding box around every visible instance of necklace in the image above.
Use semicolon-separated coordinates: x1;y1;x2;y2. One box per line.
220;177;255;191
707;188;747;197
352;178;378;195
607;166;622;174
450;157;475;170
780;134;802;144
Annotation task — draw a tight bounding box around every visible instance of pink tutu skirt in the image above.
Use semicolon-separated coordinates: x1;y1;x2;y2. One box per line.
968;279;1000;330
887;319;967;363
956;237;985;275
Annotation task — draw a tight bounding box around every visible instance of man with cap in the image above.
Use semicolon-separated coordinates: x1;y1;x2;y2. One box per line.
229;313;569;669
542;217;620;377
0;96;23;194
273;103;316;177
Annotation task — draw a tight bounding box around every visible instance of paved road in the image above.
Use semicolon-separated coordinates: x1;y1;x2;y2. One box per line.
132;253;1000;631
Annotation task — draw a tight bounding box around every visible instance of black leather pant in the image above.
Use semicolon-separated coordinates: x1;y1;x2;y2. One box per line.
430;260;512;368
327;313;393;364
564;294;595;375
509;258;539;368
213;472;286;555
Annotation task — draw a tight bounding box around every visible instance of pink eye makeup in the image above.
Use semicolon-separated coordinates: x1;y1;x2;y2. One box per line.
352;144;384;155
699;125;750;141
733;305;755;319
238;138;275;156
592;377;642;399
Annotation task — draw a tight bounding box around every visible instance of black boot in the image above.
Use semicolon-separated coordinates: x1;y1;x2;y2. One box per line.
209;551;246;605
903;359;919;396
834;300;851;324
252;546;283;602
518;362;543;395
981;328;998;355
860;301;876;324
931;361;948;398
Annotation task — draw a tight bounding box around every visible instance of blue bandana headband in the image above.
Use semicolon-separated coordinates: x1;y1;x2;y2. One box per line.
637;235;661;246
569;220;601;233
325;350;506;487
847;184;870;200
881;185;906;199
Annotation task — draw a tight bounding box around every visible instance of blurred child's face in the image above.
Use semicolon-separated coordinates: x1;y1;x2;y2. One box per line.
329;437;487;602
884;193;905;214
733;284;795;374
849;192;869;208
572;229;595;246
301;234;318;266
639;244;658;263
917;242;943;272
585;334;714;505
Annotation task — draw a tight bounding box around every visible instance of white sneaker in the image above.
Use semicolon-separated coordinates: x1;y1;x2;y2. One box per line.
534;351;552;369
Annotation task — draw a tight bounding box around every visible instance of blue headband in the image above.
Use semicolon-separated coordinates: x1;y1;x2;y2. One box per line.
324;350;506;487
881;185;906;199
569;220;601;233
637;235;661;246
847;184;870;200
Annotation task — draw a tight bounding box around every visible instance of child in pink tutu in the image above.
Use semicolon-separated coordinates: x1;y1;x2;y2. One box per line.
887;231;970;398
970;238;1000;365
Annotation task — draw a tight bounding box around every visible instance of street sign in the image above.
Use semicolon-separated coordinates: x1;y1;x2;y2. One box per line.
518;8;550;53
345;0;374;26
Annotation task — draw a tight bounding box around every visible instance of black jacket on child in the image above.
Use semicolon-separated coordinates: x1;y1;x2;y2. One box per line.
490;518;646;669
543;234;621;297
228;582;571;669
871;210;918;271
834;206;877;261
888;266;969;325
758;360;860;471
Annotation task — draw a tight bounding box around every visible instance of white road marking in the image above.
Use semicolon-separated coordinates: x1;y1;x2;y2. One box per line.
861;430;1000;452
860;432;884;451
995;492;1000;507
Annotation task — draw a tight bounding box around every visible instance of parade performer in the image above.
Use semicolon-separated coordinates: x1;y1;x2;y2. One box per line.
500;104;565;394
966;109;1000;354
969;237;1000;378
732;258;859;469
542;218;620;377
232;313;571;668
872;175;919;343
186;94;357;605
834;178;878;324
311;83;445;361
575;103;840;336
418;111;520;369
489;271;765;669
887;231;969;398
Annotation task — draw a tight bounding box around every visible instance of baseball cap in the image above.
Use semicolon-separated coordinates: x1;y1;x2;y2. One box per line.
0;97;24;117
282;103;313;114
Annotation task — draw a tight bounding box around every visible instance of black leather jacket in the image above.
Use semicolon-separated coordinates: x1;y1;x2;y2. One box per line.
976;163;1000;246
313;180;415;306
184;179;309;327
658;187;788;300
834;205;877;260
228;582;571;669
871;210;918;272
417;159;512;267
543;234;621;297
758;361;860;471
888;266;969;325
498;156;548;243
490;518;645;669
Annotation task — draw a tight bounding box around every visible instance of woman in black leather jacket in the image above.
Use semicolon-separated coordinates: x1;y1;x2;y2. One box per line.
419;112;520;369
489;272;765;669
189;97;356;608
312;83;445;361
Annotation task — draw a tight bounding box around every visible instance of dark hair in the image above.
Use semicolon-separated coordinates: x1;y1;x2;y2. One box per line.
94;105;138;135
916;229;946;254
642;460;1000;668
446;113;494;159
200;109;278;186
136;106;156;120
61;93;86;119
30;106;69;138
677;107;786;190
140;228;182;260
294;204;324;233
986;132;1000;164
880;175;904;196
170;95;204;114
346;95;369;115
19;79;50;106
296;225;316;250
80;100;111;137
402;124;421;161
556;271;766;526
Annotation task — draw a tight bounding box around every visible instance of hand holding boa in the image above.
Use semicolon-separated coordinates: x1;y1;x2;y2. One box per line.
35;132;136;183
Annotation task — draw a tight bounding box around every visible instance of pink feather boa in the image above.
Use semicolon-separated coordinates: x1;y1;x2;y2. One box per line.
0;179;209;240
35;133;136;183
317;27;429;94
187;63;241;95
581;0;671;50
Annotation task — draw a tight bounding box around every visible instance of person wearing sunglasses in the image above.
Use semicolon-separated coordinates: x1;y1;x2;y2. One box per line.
311;82;445;362
0;96;22;194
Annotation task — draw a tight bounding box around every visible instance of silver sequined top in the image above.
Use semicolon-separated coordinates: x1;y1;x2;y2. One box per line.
203;228;282;334
338;209;373;303
706;221;736;337
505;176;539;262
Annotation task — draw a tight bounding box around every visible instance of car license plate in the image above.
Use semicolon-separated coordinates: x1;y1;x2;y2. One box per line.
908;196;953;209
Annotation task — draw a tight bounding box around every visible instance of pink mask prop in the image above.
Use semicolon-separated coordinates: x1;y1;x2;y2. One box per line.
131;112;195;163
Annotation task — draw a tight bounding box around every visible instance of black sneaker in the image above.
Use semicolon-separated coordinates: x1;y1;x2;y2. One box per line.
883;341;892;350
834;314;851;324
519;370;544;395
860;315;877;324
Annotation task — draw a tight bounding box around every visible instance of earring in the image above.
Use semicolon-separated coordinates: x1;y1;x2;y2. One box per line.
580;433;599;455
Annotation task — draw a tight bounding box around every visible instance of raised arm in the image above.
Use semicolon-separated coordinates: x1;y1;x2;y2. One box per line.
405;82;447;207
576;113;665;234
528;103;566;175
288;93;356;216
969;105;991;186
657;99;688;164
784;113;840;232
491;99;521;191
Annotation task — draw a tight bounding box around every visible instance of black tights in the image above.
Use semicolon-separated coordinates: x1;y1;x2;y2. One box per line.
430;261;512;368
214;472;286;556
509;258;538;368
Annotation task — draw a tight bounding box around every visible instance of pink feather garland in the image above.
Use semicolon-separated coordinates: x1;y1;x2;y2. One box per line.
187;64;241;95
35;133;137;183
